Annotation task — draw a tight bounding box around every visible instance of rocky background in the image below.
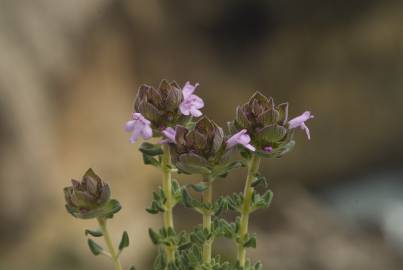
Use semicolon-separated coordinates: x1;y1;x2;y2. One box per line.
1;0;403;269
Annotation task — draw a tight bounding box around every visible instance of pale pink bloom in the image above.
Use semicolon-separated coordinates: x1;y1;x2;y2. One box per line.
288;111;314;140
179;82;204;117
160;127;176;144
125;113;153;143
226;129;256;151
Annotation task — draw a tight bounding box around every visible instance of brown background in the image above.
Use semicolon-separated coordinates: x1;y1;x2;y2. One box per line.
1;0;403;269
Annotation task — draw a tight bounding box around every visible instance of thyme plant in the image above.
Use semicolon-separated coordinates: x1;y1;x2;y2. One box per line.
63;80;313;270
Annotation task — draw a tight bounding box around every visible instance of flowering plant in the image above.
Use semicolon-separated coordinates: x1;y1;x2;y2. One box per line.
63;80;313;270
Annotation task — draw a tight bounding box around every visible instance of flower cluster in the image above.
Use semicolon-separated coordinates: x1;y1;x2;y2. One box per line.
63;79;314;270
229;91;313;158
126;80;204;143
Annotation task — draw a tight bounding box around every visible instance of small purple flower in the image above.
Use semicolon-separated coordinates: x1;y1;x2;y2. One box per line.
179;82;204;117
226;129;256;151
288;111;314;140
125;113;153;143
160;127;176;144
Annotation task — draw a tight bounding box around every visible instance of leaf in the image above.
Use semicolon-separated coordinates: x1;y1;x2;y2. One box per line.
181;188;193;208
276;102;289;124
129;266;136;270
177;153;211;175
263;190;274;207
251;175;268;188
88;239;103;256
69;199;122;219
190;182;208;192
148;228;160;245
139;142;163;156
257;109;279;125
138;101;162;122
143;153;161;167
243;235;257;248
119;231;130;251
257;125;287;142
85;229;103;237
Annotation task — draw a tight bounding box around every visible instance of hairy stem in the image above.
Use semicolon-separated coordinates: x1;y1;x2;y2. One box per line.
161;144;175;263
202;178;213;265
237;155;261;267
97;218;123;270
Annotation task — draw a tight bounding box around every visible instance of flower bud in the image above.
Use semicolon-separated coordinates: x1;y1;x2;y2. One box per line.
64;169;121;219
230;91;296;158
170;117;239;177
134;80;189;132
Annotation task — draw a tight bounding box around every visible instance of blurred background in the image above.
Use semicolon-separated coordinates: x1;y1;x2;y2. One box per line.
1;0;403;269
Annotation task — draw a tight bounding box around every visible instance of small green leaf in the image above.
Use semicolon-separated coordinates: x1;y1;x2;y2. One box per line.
190;182;208;192
139;142;163;156
119;231;130;251
143;153;161;167
85;229;103;237
148;228;160;245
129;266;136;270
244;235;257;248
251;175;268;188
263;190;273;206
181;188;193;207
88;239;103;256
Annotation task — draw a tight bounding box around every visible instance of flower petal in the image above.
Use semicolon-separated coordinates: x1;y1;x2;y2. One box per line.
125;120;136;132
244;143;256;152
182;82;199;99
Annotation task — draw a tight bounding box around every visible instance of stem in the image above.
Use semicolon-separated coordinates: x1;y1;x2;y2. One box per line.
161;144;175;263
97;218;123;270
202;178;213;265
237;155;261;268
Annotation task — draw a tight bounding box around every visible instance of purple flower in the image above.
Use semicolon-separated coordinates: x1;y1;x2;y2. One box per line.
125;113;153;143
226;129;256;151
179;82;204;117
288;111;314;140
160;127;177;144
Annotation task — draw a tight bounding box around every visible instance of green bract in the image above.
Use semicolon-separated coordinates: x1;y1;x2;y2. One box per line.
64;169;121;219
230;91;295;158
134;79;189;132
170;117;242;178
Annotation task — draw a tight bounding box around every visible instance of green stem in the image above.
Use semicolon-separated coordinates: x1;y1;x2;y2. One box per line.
97;218;123;270
202;178;213;265
237;155;261;268
161;144;175;263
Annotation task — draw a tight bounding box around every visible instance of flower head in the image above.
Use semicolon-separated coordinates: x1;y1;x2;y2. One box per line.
64;169;121;219
125;113;153;143
226;129;256;151
134;80;186;129
169;117;238;176
179;82;204;117
229;91;299;158
288;111;314;140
